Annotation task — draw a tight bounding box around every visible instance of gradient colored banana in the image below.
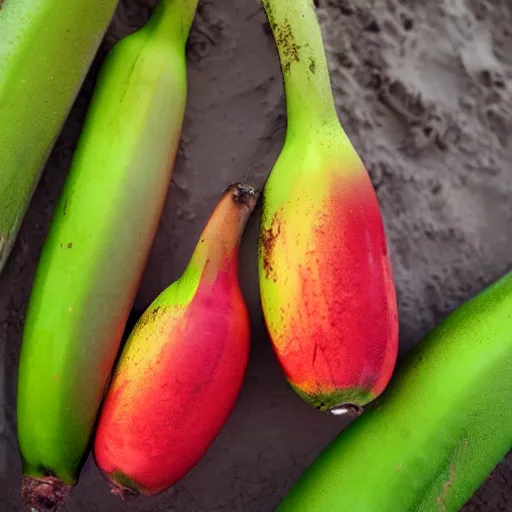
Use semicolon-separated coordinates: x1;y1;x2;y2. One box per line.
278;270;512;511
16;1;199;509
93;183;257;497
0;0;119;275
258;0;399;414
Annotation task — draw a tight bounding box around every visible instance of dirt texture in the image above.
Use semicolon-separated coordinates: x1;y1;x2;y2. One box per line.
1;0;511;510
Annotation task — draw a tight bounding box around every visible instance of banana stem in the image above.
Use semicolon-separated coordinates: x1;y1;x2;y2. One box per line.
261;0;339;135
146;0;200;47
184;184;258;282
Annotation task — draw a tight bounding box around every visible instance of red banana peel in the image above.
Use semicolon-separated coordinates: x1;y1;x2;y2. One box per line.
93;183;257;496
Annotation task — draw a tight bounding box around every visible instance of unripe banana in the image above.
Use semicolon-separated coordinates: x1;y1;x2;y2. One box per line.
16;1;199;509
0;0;119;274
258;0;399;414
278;270;512;512
93;183;257;497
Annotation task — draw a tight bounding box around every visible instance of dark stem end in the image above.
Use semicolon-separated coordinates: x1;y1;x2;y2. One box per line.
102;470;141;501
328;403;364;417
225;182;259;207
22;475;72;512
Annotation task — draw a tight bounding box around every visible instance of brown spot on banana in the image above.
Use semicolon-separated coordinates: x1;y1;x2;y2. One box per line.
261;0;300;73
436;437;469;512
21;475;71;512
259;210;283;282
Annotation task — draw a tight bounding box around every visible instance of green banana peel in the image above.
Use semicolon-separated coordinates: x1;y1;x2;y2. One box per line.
16;0;199;509
0;0;119;274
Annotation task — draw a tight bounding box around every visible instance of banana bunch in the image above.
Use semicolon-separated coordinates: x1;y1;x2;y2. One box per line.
11;0;511;510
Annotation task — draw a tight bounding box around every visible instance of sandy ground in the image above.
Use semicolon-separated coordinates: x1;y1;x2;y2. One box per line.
1;0;512;510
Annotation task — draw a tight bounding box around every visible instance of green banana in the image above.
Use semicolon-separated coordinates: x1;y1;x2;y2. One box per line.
0;0;119;274
16;0;199;509
277;270;512;511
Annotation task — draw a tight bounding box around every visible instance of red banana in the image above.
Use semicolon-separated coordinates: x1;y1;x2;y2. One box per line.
93;183;257;496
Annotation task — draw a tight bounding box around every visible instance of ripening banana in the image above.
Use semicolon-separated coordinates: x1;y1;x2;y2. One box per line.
257;0;399;414
0;0;119;275
278;270;512;512
16;0;199;509
93;183;257;497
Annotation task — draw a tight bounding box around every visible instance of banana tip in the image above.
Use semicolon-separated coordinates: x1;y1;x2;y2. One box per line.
109;483;139;502
226;182;260;207
328;403;364;417
101;469;141;501
21;475;72;512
